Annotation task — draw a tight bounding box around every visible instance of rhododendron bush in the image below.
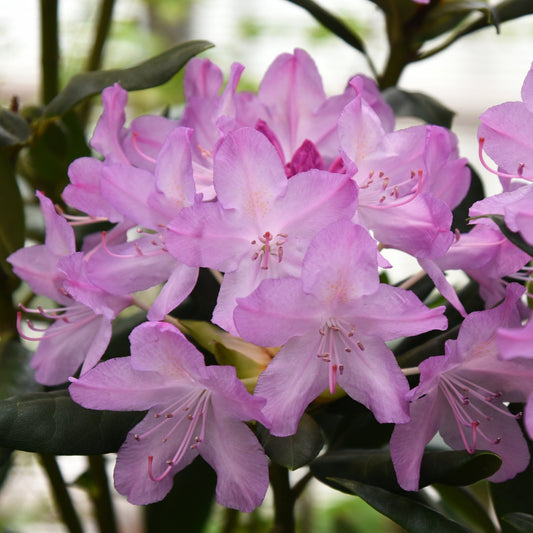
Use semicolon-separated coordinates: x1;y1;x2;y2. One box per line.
2;1;533;531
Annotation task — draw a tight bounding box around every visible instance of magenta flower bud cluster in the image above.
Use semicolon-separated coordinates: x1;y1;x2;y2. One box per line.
9;49;533;511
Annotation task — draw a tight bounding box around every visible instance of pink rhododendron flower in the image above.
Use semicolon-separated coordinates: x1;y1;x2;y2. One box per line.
497;318;533;440
478;62;533;181
338;88;469;259
166;127;358;333
8;192;131;384
391;284;533;491
69;321;269;512
234;220;447;436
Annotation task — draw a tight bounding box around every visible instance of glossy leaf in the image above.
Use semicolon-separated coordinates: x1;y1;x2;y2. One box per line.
502;512;533;533
0;390;144;455
382;87;455;128
434;484;499;533
144;457;216;533
256;414;324;470
42;40;213;118
325;478;471;533
311;449;502;493
0;108;31;147
0;341;40;400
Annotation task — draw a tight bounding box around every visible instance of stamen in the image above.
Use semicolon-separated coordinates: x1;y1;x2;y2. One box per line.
478;137;533;180
132;131;157;164
101;231;166;259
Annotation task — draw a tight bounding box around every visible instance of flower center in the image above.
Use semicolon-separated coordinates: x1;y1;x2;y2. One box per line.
140;388;211;482
439;372;522;454
316;318;365;394
251;231;288;270
357;168;424;209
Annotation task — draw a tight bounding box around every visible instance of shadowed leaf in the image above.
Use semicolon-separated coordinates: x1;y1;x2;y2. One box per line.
325;478;471;533
43;40;213;117
0;390;144;455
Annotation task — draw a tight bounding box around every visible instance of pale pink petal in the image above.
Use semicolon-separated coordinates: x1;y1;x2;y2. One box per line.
345;283;447;341
390;391;441;491
86;238;176;296
166;202;249;272
419;258;467;317
155;127;196;207
359;194;454;259
64;158;123;222
213;128;287;217
521;63;533;114
100;165;162;229
200;411;268;512
33;312;111;385
338;335;410;423
113;411;199;505
129;322;208;380
69;357;184;411
498;319;533;360
338;94;386;164
478;101;533;174
234;277;322;347
147;263;198;321
37;191;75;256
90;84;130;164
254;334;329;436
301;221;379;303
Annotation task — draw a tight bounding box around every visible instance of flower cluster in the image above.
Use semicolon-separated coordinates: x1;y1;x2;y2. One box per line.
9;50;533;511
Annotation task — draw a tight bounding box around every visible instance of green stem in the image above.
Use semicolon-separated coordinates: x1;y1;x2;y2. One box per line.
269;463;295;533
38;453;84;533
79;0;116;126
40;0;59;104
87;455;118;533
221;507;240;533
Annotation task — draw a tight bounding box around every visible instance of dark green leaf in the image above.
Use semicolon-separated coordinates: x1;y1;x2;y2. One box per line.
0;341;40;400
0;109;31;147
382;87;455;128
101;311;146;362
473;214;533;258
311;449;502;493
456;0;533;39
452;164;485;234
0;390;144;455
144;457;216;533
502;512;533;533
415;2;496;42
43;40;213;117
313;397;393;451
17;110;90;204
325;478;471;533
434;484;499;533
256;414;324;470
285;0;366;53
0;151;24;276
